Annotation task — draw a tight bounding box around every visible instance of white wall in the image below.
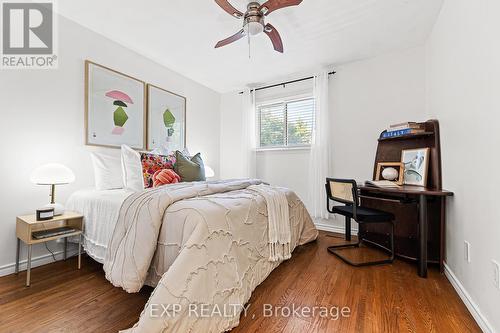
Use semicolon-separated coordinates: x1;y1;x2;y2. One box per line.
331;46;427;181
0;14;221;273
220;92;247;179
426;0;500;331
220;46;426;229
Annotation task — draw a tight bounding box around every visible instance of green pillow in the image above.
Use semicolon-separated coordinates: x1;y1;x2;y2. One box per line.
174;151;206;182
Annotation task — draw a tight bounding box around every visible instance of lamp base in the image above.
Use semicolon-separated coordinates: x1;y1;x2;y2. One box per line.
45;203;65;216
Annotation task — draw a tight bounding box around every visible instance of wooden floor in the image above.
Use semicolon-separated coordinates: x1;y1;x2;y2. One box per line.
0;232;480;333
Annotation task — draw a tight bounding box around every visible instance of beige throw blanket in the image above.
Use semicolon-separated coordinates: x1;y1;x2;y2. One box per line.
104;179;318;332
248;184;291;261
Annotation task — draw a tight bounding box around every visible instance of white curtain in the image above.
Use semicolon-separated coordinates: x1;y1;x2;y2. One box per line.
308;72;331;219
241;89;256;178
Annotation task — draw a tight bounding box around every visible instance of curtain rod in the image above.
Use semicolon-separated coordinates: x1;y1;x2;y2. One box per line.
238;71;336;94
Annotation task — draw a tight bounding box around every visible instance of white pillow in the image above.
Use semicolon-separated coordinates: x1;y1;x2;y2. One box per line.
90;152;124;190
121;144;144;192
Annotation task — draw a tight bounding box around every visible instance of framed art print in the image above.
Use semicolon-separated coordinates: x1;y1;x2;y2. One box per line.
147;84;186;152
401;148;430;186
85;60;146;149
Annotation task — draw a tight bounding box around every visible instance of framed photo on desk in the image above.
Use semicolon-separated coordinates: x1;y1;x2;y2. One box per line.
375;162;404;185
401;148;430;186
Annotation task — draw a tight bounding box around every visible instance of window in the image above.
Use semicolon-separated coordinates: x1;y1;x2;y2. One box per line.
258;97;315;149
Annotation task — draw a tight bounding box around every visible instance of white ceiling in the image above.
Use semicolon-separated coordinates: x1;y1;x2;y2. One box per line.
56;0;443;93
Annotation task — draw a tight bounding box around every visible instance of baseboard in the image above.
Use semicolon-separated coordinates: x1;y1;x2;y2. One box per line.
0;247;79;277
314;219;358;235
444;263;495;333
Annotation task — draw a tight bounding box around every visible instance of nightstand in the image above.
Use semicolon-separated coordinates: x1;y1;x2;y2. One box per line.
15;211;84;286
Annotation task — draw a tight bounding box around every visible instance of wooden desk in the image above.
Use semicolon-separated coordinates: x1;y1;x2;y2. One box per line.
359;186;453;278
361;120;453;278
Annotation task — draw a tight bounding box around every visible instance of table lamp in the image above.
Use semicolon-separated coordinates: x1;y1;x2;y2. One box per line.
204;165;215;179
30;163;75;216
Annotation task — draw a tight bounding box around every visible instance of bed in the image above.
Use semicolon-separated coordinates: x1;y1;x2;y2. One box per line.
67;179;318;332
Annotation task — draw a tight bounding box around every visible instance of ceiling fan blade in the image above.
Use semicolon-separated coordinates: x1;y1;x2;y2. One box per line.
264;24;283;53
214;0;244;18
215;29;246;48
259;0;303;15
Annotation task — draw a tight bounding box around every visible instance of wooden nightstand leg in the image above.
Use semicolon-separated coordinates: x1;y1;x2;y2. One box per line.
15;238;20;274
78;234;81;269
63;238;67;260
26;244;32;287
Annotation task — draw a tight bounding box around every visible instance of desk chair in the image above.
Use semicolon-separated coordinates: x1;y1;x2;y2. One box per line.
325;178;395;266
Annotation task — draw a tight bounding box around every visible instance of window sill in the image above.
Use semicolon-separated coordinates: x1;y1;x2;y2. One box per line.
256;146;311;152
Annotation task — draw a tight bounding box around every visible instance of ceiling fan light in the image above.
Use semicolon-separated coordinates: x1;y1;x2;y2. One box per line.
247;21;264;36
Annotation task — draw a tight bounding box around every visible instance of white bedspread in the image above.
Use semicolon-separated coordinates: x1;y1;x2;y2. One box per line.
66;188;132;263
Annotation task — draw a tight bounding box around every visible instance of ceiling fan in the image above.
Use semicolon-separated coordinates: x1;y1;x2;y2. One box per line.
214;0;303;53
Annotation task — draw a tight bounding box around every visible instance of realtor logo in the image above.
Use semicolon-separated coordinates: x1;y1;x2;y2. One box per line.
1;1;57;68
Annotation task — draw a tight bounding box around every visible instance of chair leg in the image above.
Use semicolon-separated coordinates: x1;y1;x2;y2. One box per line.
345;216;351;241
328;220;395;267
326;216;359;248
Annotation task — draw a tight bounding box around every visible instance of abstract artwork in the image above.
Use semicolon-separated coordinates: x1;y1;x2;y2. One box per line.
85;60;146;149
401;148;430;186
107;90;132;135
147;84;186;152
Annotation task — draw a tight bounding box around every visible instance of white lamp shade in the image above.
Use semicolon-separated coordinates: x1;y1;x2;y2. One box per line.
204;165;215;178
30;163;75;185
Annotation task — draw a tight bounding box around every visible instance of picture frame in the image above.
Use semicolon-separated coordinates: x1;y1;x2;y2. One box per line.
85;60;147;149
375;162;404;186
401;148;430;186
147;84;186;152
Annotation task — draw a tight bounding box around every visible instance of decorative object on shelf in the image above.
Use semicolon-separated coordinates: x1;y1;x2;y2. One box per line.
147;84;186;153
382;168;398;180
204;165;215;178
30;163;76;215
36;207;55;221
375;162;404;186
388;121;424;131
214;0;304;54
85;60;146;149
401;148;430;186
380;121;425;139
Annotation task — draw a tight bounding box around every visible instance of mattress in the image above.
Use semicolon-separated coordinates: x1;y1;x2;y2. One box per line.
66;188;132;263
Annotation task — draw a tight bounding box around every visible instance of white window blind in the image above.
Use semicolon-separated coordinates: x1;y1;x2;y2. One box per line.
258;97;315;148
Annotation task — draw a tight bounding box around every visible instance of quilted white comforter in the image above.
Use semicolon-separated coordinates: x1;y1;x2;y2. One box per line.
103;179;318;332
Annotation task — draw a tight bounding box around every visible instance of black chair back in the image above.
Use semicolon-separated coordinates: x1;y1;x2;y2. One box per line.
325;178;359;204
325;178;359;219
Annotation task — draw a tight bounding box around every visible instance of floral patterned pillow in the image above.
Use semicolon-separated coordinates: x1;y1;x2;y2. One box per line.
140;152;176;188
